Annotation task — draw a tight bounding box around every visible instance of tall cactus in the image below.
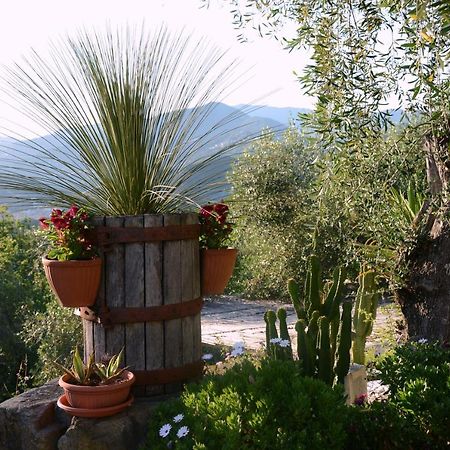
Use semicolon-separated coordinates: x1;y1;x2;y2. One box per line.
352;270;380;365
266;256;373;387
264;309;292;361
317;316;332;384
277;308;293;359
334;301;352;384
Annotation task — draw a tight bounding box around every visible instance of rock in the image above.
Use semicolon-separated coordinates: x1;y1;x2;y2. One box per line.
0;382;170;450
57;398;162;450
0;379;67;450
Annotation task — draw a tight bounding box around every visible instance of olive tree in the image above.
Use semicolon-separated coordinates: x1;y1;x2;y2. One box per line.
210;0;450;341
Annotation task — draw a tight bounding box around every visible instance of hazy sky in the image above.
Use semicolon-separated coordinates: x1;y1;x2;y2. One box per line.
0;0;312;137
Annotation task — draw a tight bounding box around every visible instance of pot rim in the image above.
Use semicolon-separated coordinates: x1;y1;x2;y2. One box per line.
42;255;101;266
59;370;135;391
201;248;237;252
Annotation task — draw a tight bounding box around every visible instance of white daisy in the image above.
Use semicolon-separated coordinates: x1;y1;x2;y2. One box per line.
418;338;428;344
173;413;184;423
279;339;291;348
177;425;189;438
230;347;244;357
202;353;213;360
159;423;171;438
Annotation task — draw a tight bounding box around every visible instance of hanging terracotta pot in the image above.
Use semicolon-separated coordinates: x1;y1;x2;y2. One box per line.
58;370;135;412
42;256;102;307
201;248;238;295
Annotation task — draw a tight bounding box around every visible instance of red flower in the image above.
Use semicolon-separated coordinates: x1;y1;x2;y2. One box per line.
51;209;63;218
39;217;49;229
51;217;69;230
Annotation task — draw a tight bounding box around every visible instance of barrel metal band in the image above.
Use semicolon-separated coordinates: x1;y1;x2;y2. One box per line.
76;297;203;326
133;360;204;386
89;224;200;246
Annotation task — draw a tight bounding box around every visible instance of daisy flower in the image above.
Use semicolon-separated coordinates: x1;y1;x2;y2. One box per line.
159;423;171;438
177;425;189;438
173;413;184;423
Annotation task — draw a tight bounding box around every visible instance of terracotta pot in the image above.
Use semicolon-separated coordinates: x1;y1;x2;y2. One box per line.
201;248;238;295
59;370;135;409
42;256;101;307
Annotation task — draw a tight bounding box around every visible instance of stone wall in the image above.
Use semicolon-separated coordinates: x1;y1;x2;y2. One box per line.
0;381;163;450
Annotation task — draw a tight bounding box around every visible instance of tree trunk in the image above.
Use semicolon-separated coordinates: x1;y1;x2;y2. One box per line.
396;135;450;342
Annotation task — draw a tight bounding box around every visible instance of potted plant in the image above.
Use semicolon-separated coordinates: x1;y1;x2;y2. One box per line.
40;205;101;308
199;203;237;295
56;347;135;418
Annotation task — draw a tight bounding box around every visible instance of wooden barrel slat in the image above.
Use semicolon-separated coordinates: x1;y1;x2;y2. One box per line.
163;214;183;393
105;216;125;356
124;215;145;396
192;219;202;362
82;213;201;396
181;214;195;366
92;216;106;360
144;214;164;396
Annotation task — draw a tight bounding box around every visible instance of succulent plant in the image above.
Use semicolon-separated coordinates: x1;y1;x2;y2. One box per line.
54;347;127;386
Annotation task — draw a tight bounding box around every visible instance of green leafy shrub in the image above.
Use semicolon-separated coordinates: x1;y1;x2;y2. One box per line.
345;401;431;450
376;341;450;447
228;128;318;298
144;358;349;450
20;300;82;385
0;208;52;400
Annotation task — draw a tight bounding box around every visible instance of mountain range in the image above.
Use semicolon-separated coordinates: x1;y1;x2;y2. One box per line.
0;102;297;218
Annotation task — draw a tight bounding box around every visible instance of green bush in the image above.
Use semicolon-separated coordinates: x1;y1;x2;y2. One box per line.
228;128;318;298
0;207;82;400
228;126;425;299
345;401;431;450
0;208;51;400
145;358;349;450
20;301;82;385
375;341;450;447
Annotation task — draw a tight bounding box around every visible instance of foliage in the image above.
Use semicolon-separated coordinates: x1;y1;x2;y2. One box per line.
199;203;233;249
144;358;349;450
345;401;433;450
0;208;52;401
55;347;126;386
376;341;450;447
20;300;82;386
39;205;95;261
0;26;261;215
228;128;318;298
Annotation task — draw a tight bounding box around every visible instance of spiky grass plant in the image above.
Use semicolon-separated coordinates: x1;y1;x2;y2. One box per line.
0;26;263;215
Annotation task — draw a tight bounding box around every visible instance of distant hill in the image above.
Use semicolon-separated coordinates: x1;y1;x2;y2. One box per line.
237;104;310;126
0;102;285;218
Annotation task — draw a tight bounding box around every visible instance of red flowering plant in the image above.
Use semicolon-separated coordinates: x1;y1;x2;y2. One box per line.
39;205;96;261
199;203;233;249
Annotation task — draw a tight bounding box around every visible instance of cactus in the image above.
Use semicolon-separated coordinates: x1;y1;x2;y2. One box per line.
334;301;352;384
317;316;332;384
271;256;373;387
295;319;315;376
277;308;293;359
352;270;380;365
287;278;306;320
264;309;292;360
264;310;278;359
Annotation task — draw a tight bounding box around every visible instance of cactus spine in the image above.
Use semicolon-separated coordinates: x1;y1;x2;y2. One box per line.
352;270;380;365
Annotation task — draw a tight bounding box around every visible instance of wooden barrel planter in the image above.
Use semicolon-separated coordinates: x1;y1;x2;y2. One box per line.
78;213;202;396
